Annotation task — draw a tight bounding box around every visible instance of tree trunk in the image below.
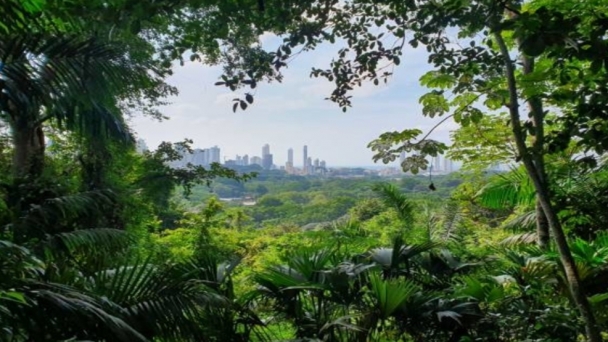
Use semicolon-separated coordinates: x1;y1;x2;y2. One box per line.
12;123;45;178
517;29;551;251
535;182;601;342
535;198;550;250
494;31;602;342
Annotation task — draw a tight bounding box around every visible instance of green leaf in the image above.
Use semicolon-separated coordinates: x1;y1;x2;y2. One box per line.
419;92;450;118
420;71;457;90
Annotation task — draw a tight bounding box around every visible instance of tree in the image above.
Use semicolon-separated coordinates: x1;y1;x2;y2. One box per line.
0;36;140;177
217;0;608;339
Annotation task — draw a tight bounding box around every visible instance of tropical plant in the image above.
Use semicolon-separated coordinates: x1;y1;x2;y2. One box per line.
0;228;266;341
372;183;416;231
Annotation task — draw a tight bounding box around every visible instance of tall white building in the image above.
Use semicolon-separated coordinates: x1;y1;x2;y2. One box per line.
191;149;206;165
209;146;220;164
262;144;270;157
288;148;293;165
433;155;441;172
303;145;308;173
250;156;262;166
443;158;453;173
307;157;313;174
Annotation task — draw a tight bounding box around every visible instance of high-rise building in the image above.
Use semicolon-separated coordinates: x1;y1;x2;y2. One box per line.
307;157;313;174
314;158;320;168
262;154;273;170
242;154;249;166
433;155;441;172
285;161;294;174
320;160;326;169
209;146;220;164
303;145;308;173
443;158;453;173
288;148;293;165
191;149;206;166
250;156;262;166
262;144;270;157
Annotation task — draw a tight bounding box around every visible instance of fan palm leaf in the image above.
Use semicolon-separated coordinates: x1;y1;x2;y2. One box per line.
368;236;437;278
367;272;419;319
0;239;146;341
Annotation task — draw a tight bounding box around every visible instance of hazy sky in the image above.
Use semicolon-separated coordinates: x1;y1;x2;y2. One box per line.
130;37;457;167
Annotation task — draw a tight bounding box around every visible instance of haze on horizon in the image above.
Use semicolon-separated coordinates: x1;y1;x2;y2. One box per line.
130;39;458;167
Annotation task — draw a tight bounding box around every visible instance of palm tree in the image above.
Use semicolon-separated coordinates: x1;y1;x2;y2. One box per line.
252;242;484;342
1;228;265;341
0;35;139;178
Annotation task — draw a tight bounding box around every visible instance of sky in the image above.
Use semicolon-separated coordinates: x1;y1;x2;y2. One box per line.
129;36;458;167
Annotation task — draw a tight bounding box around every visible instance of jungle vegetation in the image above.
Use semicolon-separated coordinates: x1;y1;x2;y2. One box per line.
1;0;608;341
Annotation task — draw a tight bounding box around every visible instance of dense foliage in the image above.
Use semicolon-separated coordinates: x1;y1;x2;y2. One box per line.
1;0;608;341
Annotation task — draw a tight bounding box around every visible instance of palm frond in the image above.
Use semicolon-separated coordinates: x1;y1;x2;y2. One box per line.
437;201;462;243
476;167;535;210
5;278;146;342
502;209;536;231
500;232;537;247
17;190;117;240
48;228;133;256
91;258;230;340
0;35;143;143
372;183;416;228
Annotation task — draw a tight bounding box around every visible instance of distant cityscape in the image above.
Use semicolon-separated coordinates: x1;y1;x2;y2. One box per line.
137;140;329;175
136;139;468;176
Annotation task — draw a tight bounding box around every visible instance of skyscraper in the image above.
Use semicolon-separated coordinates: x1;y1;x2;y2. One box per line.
209;146;220;164
443;157;453;173
433;155;441;172
303;145;308;173
191;149;205;166
250;156;262;166
242;154;249;166
262;154;273;170
287;148;293;165
262;144;270;157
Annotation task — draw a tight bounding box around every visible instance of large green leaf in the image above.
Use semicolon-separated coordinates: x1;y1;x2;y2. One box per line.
368;272;418;319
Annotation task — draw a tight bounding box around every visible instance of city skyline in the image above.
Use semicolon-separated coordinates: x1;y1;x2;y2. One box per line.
152;139;461;174
140;138;459;169
130;34;456;166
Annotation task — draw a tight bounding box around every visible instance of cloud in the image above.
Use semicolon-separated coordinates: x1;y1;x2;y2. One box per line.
131;34;455;166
